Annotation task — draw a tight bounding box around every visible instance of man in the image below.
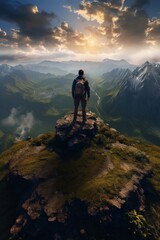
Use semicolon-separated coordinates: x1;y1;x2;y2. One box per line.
72;69;90;122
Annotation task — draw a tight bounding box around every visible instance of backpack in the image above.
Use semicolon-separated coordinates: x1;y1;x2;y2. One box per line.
74;78;86;97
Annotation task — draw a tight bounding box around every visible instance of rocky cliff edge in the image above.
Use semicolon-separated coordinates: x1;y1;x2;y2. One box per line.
0;111;158;240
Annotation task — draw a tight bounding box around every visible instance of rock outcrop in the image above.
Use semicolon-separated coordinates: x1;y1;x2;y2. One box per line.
55;111;103;150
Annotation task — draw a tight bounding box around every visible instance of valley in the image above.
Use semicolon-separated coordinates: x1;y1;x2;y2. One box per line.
1;59;160;153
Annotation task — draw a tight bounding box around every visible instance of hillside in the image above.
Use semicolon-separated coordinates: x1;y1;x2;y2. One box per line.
0;64;101;153
0;112;160;240
96;62;160;144
27;59;136;76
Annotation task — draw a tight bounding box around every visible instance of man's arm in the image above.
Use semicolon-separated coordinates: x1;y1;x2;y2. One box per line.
72;79;76;98
85;80;90;99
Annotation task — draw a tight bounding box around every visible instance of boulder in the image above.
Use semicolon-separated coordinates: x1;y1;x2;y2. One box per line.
55;111;104;150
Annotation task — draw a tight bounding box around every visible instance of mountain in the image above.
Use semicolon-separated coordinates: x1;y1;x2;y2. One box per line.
98;62;160;144
0;64;99;152
26;59;136;77
95;68;131;97
1;111;160;240
0;65;70;151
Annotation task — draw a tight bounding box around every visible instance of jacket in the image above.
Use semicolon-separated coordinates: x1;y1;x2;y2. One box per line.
72;76;90;98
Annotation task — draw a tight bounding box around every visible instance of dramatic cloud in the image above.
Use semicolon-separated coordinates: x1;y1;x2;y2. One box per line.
0;28;7;37
74;0;122;24
0;0;89;55
69;0;157;50
0;0;160;63
147;19;160;44
113;8;149;46
98;0;125;8
0;0;55;42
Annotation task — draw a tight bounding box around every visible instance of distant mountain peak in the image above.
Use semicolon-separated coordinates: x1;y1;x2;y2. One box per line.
102;58;128;64
0;63;13;77
133;61;160;76
128;61;160;90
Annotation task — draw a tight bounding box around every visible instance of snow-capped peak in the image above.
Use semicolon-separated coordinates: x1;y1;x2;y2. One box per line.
0;64;13;77
128;61;160;90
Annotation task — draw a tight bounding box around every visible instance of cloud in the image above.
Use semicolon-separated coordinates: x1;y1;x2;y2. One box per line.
146;18;160;43
0;0;160;62
69;0;151;49
52;21;89;52
73;0;122;24
0;28;7;37
113;8;149;46
98;0;125;8
2;108;19;126
0;0;62;50
16;112;35;139
0;0;55;42
2;108;35;139
0;53;30;64
0;0;89;54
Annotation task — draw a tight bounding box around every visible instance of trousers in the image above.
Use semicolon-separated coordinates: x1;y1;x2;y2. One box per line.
74;96;87;121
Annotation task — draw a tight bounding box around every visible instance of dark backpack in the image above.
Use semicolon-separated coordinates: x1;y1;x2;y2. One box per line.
74;78;86;97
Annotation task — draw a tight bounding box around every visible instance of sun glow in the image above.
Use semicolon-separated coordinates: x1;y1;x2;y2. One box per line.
32;6;39;14
86;37;98;51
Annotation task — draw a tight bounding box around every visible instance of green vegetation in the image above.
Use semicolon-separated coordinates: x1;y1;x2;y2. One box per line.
46;107;60;116
128;210;152;239
1;121;160;238
0;129;4;138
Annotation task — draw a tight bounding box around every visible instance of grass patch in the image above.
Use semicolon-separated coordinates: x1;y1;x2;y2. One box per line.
137;144;160;192
56;148;105;195
0;129;4;138
77;154;134;205
0;141;27;166
46;108;60;116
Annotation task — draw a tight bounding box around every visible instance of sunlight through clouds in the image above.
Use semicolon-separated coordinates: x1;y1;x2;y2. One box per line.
0;0;160;64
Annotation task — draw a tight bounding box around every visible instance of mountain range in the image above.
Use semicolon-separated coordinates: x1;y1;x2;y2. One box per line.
1;59;160;239
97;61;160;144
0;63;98;152
1;59;160;151
26;58;136;76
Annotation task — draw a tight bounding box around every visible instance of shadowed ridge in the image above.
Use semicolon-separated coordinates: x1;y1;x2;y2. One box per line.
0;112;158;240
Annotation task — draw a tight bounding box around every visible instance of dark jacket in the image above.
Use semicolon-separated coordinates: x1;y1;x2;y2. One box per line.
72;76;90;98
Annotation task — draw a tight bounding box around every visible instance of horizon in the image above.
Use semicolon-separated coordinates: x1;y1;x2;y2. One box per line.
0;0;160;65
0;58;160;68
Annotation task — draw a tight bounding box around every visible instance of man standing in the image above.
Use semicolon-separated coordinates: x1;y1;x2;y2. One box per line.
72;69;90;122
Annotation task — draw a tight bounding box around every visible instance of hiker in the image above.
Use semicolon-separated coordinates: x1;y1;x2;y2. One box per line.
72;69;90;122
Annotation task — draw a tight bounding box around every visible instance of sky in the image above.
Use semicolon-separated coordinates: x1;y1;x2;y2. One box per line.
0;0;160;64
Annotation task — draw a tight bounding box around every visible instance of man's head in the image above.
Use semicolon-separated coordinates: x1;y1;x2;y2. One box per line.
78;69;84;76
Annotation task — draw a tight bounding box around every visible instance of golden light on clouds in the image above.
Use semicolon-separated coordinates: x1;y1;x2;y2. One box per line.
86;37;98;50
75;9;105;24
32;6;39;14
0;0;160;64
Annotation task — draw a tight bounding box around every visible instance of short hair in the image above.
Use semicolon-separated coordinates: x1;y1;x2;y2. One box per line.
78;69;84;76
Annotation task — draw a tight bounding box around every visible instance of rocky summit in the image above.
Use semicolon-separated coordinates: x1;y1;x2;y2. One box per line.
0;112;160;240
55;111;103;150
